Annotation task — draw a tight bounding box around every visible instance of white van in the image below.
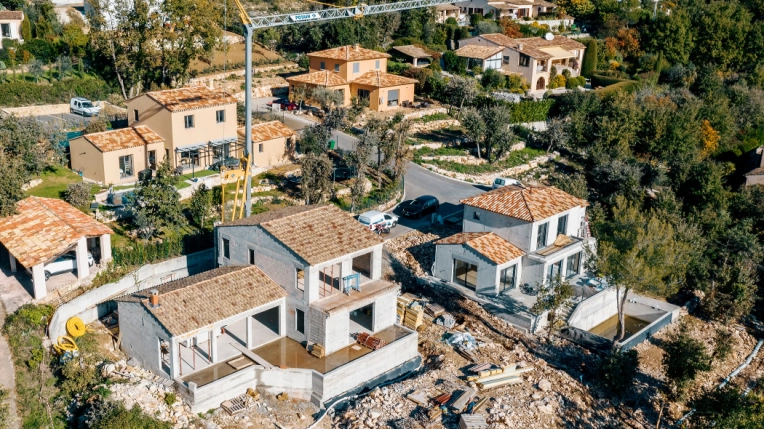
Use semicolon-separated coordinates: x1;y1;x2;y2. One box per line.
358;210;398;230
70;97;101;117
492;177;521;189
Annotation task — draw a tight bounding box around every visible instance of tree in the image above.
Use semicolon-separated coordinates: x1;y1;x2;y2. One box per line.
131;161;186;238
582;39;597;78
475;21;500;35
446;75;478;117
0;154;27;217
556;0;595;16
689;384;764;428
311;87;345;113
20;16;31;42
594;197;692;342
542;118;569;154
387;114;412;182
460;104;514;162
700;119;720;158
291;84;309;112
345;123;374;212
461;107;486;159
7;48;15;80
84;116;110;134
480;68;504;90
299;124;332;155
442;50;466;74
662;323;712;393
300;152;333;205
597;350;639;396
189;183;213;229
0;115;62;176
28;59;43;83
531;274;574;338
64;182;93;211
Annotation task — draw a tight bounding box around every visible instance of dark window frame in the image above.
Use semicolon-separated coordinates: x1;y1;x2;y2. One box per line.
519;54;530;67
222;237;230;259
216;109;225;123
557;214;568;236
248;249;255;265
184;114;194;129
536;222;549;249
296;309;305;334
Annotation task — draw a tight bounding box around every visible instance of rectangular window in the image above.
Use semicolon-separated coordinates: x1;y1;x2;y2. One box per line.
118;155;134;178
320;61;325;70
216;109;225;123
387;89;400;106
258;143;264;153
453;259;478;289
519;54;530;67
566;252;581;278
503;56;510;65
536;222;549;249
248;249;255;265
180;150;200;167
184;114;194;128
473;211;480;220
499;264;517;291
296;309;305;334
222;238;230;259
547;260;563;281
133;109;139;122
353;62;360;73
334;63;340;72
557;214;568;236
296;268;305;291
357;89;370;99
1;24;10;38
375;60;380;69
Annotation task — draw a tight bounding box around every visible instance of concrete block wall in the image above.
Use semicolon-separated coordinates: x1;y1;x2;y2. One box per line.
189;368;257;413
255;368;314;401
374;290;398;331
433;244;498;294
117;302;172;378
567;289;618;331
323;310;351;354
309;307;325;345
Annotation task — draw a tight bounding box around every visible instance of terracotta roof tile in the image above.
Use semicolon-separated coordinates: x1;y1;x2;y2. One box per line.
477;33;585;59
436;3;460;10
81;125;164;152
352;71;418;88
222;205;383;265
0;11;23;20
237;121;296;143
436;232;524;264
129;265;287;336
286;71;348;87
454;45;504;59
141;86;237;112
461;185;588;222
308;45;390;61
391;45;432;59
746;167;764;176
0;197;113;268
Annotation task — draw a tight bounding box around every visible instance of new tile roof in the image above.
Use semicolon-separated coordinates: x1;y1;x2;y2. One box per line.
222;205;383;265
141;86;237;112
122;265;287;336
746;167;764;176
0;11;23;19
436;3;460;10
307;45;390;61
477;33;585;59
392;45;432;59
352;71;418;88
436;232;525;264
0;197;113;268
238;121;296;143
286;71;349;87
454;45;504;60
81;126;164;152
461;185;588;222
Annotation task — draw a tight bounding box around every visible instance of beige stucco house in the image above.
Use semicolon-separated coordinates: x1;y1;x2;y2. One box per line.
454;0;557;19
237;121;296;169
287;45;417;112
458;33;586;91
126;86;239;171
454;45;504;71
70;126;166;185
0;11;24;47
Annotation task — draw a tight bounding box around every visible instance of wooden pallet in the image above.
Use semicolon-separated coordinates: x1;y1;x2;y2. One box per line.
425;303;445;317
228;356;254;370
450;388;477;413
221;394;247;415
456;345;479;363
459;414;487;429
310;344;325;359
468;363;492;373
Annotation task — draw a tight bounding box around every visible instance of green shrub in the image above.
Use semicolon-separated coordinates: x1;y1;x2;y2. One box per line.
0;77;113;106
597;350;639;396
594;80;640;96
387;60;411;75
417;112;450;123
164;393;177;406
582;39;597;78
424;147;545;174
565;76;586;89
472;96;555;123
0;388;9;429
471;65;483;75
90;403;173;429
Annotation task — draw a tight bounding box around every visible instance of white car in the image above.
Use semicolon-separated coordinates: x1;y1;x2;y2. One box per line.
492;177;521;189
358;210;398;230
70;97;101;117
27;251;95;280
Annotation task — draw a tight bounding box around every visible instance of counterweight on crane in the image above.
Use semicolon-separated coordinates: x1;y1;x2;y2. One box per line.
232;0;455;218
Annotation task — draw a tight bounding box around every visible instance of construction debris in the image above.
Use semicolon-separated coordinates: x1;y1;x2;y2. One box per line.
459;413;488;429
451;387;477;413
406;390;429;406
432;392;452;406
221;394;247;415
425;303;445;318
384;230;444;276
276;392;289;401
435;313;455;328
357;332;387;351
404;304;424;330
309;343;325;358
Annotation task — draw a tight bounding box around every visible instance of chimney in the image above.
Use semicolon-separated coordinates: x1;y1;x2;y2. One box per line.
518;43;524;50
354;44;360;51
149;289;159;307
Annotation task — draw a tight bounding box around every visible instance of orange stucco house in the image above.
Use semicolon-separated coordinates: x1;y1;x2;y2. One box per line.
287;45;417;112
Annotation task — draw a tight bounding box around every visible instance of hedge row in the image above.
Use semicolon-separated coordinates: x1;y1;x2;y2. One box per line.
472;96;555;123
0;77;114;107
590;73;633;88
594;80;640;96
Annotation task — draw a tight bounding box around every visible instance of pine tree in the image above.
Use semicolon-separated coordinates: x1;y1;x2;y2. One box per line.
582;39;597;78
20;16;31;41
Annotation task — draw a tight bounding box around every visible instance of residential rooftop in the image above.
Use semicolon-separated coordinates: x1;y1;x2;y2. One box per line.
461;185;588;222
307;45;391;61
436;232;525;264
0;197;113;268
286;70;349;87
119;265;287;336
237;121;296;143
221;205;383;265
80;126;164;152
454;45;504;60
391;45;432;59
0;11;23;19
478;33;585;59
352;71;418;88
140;86;237;112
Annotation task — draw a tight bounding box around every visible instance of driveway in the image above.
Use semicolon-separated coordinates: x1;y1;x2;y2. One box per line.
34;112;93;127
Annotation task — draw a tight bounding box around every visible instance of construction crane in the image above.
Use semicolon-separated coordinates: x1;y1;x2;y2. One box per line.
233;0;455;218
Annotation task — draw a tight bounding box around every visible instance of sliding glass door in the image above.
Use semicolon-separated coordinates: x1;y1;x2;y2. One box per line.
453;259;478;289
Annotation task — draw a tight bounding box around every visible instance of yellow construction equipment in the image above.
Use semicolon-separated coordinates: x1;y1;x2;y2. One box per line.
220;154;253;222
232;0;252;25
53;335;78;354
66;316;88;338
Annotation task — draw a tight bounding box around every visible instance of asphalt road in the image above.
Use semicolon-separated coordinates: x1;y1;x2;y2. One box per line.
34;111;93;127
252;97;487;240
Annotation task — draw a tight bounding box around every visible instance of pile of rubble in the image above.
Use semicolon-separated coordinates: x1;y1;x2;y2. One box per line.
385;227;457;276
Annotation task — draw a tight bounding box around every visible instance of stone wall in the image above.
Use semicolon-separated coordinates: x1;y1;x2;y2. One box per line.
402;107;448;120
188;63;298;85
408;119;460;134
420;152;554;185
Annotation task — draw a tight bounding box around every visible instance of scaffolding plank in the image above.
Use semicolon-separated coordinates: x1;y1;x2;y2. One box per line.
229;342;273;369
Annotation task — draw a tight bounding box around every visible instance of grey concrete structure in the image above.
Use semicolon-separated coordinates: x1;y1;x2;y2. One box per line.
433;239;523;296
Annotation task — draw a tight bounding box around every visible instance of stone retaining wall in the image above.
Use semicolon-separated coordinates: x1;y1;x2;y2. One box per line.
188;63;298;85
409;119;459;134
420;153;554;185
402;107;448;120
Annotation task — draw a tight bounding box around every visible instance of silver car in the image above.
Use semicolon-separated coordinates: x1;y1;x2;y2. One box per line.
27;251;95;280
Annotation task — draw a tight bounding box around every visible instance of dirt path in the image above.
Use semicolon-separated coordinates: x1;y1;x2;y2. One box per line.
0;302;19;429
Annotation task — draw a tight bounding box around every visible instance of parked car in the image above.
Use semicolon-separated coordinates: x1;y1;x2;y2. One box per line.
492;177;521;189
358;210;398;230
402;195;439;219
267;99;298;111
70;97;101;117
27;251;95;280
333;167;356;181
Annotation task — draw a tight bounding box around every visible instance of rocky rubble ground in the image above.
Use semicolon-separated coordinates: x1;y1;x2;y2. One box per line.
385;226;459;277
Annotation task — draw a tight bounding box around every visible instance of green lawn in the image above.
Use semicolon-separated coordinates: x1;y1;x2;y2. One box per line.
175;181;192;190
112;184;135;191
178;169;217;181
26;166;103;199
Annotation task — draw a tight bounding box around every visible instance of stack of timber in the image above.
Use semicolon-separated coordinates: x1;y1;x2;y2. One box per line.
356;332;386;351
431;392;451;406
468;364;534;389
456;345;479;363
396;296;411;322
425;303;445;318
450;387;477;413
310;343;325;359
403;304;424;330
459;414;488;429
425;406;443;423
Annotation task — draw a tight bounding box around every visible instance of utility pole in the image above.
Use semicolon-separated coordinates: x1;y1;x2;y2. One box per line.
244;26;253;217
